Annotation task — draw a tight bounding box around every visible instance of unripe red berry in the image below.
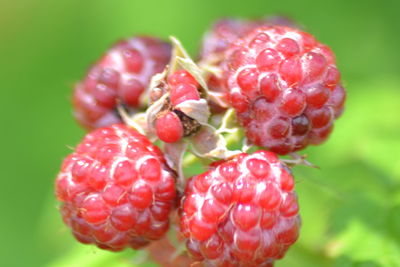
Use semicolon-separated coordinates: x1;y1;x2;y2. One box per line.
154;70;202;143
155;111;184;143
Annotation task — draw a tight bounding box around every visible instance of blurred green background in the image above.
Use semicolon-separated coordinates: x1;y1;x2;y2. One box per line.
1;0;400;266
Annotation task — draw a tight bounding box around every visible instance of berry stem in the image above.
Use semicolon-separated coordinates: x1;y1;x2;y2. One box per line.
182;128;243;170
282;153;318;168
116;104;147;135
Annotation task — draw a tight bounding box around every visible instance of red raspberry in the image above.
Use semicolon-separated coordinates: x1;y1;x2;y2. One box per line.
55;124;176;251
199;17;297;114
154;70;201;143
73;36;171;130
180;151;300;266
222;26;346;154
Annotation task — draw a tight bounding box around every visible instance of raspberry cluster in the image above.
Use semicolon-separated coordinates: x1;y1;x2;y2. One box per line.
55;16;346;267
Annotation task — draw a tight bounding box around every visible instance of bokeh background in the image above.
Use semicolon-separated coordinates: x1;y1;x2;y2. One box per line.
1;0;400;266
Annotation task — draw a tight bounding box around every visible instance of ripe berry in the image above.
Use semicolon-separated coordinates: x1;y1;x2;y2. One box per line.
154;70;201;143
180;150;300;266
73;36;171;130
55;124;176;251
199;17;297;114
222;26;346;154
